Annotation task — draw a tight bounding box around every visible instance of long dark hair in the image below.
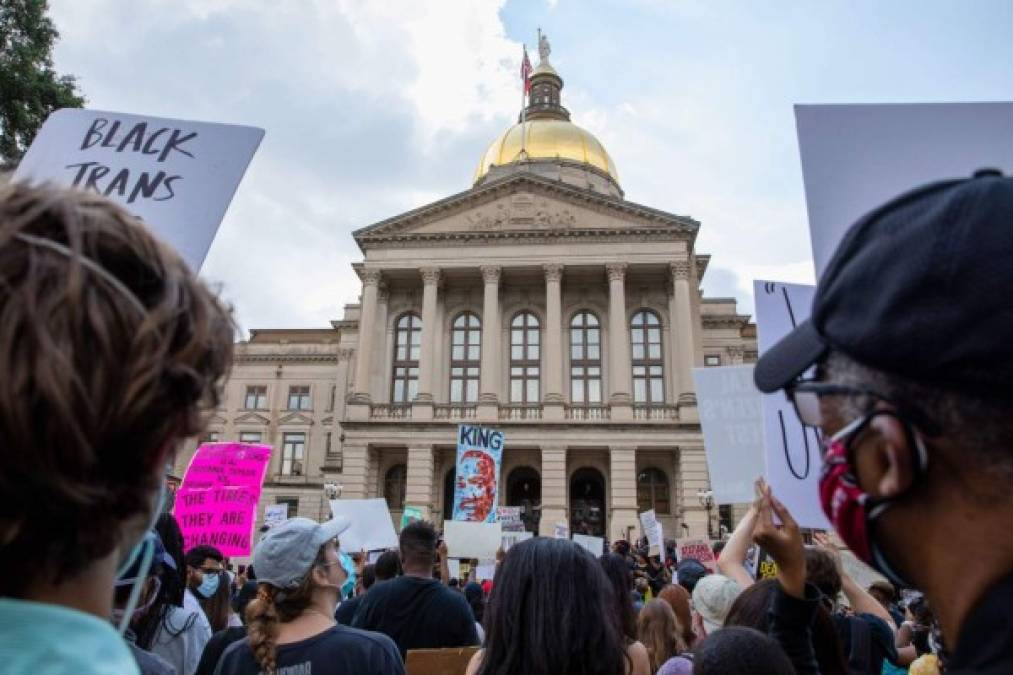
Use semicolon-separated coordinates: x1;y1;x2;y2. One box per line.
599;552;637;642
477;538;628;675
725;579;848;675
133;515;195;650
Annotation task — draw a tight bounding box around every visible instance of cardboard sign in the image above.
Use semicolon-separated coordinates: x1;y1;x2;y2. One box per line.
693;365;765;504
263;503;289;529
453;425;504;523
14;109;264;271
501;531;533;551
553;521;570;539
173;443;271;556
329;498;399;552
572;533;605;557
639;509;665;561
678;539;717;572
496;506;525;532
401;505;424;529
795;102;1013;276
754;280;830;530
443;520;502;560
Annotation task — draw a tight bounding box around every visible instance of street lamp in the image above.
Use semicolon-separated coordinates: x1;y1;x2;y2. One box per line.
696;489;715;539
324;482;343;500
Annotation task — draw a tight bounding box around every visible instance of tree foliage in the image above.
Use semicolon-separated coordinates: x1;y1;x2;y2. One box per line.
0;0;85;167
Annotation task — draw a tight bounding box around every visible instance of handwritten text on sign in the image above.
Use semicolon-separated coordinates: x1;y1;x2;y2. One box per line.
14;109;264;270
754;280;829;530
173;443;271;556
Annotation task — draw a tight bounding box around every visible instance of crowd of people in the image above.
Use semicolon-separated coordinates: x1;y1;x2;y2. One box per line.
1;169;1011;674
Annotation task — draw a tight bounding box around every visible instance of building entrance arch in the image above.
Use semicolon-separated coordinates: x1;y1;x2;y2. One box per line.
569;467;606;537
506;466;541;533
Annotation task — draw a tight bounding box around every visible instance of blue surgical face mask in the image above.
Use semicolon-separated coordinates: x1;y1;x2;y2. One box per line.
116;476;167;635
338;551;356;599
197;572;220;599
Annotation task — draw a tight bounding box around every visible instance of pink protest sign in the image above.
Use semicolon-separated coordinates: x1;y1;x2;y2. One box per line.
678;539;717;572
174;443;271;556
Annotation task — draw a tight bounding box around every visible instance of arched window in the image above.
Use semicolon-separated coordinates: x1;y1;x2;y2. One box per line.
450;312;481;403
391;313;421;404
384;464;407;510
637;467;670;515
510;312;540;403
570;311;602;404
631;310;664;404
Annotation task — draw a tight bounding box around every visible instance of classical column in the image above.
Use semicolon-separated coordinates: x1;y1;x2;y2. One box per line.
351;269;382;403
539;446;568;537
370;284;390;400
609;446;639;543
416;267;441;405
606;264;632;415
405;445;435;520
543;264;565;420
479;266;502;419
671;261;697;406
339;444;369;498
678;445;711;538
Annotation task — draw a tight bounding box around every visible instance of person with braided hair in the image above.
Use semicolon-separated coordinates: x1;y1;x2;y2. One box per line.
213;517;402;675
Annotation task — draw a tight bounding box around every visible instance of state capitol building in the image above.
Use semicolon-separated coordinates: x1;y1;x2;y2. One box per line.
174;44;758;544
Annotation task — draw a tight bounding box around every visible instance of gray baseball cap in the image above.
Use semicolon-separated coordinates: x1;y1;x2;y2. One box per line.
253;516;351;590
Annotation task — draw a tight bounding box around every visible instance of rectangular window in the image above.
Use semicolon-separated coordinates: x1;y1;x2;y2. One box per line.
705;355;721;367
203;431;220;443
287;386;311;410
276;497;299;518
281;432;306;476
327;385;336;411
239;431;262;444
244;386;267;409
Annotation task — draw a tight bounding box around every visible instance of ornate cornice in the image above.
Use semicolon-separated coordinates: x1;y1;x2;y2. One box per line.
481;265;502;284
338;348;355;362
605;262;627;282
701;315;752;330
234;352;340;364
420;267;442;285
352;174;699;250
543;263;564;282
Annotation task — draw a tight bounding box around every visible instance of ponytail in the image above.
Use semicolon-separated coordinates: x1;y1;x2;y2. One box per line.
246;585;280;675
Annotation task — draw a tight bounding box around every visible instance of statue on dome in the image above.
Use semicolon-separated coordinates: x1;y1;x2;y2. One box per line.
537;28;551;63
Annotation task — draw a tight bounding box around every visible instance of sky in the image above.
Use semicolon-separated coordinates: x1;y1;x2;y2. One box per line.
46;0;1013;332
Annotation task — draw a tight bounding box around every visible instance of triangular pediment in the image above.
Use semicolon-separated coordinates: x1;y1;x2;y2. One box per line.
235;412;271;425
278;412;314;426
354;173;697;247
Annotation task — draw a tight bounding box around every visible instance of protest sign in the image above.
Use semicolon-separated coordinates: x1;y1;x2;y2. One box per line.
496;506;525;532
796;102;1013;276
443;520;502;560
553;521;570;539
14;109;264;271
754;280;830;530
572;533;605;557
263;503;289;529
501;531;533;551
692;365;765;504
447;558;462;580
368;550;384;565
173;442;271;556
678;539;717;572
639;509;665;560
475;560;496;581
401;505;424;529
453;425;504;523
329;498;399;552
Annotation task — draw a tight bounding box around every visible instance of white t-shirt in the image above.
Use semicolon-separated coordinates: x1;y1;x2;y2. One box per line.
183;588;202;616
149;605;212;675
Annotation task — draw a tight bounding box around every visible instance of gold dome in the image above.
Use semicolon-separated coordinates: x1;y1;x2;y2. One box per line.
473;119;619;185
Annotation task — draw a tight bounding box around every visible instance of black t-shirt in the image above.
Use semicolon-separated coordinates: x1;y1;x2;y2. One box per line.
213;624;403;675
335;594;364;626
833;612;898;673
196;626;246;675
351;575;479;659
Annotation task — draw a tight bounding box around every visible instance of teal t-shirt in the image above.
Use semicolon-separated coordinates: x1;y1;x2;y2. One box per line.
0;598;139;675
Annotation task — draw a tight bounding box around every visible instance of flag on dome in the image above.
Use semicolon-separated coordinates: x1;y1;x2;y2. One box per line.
521;46;533;94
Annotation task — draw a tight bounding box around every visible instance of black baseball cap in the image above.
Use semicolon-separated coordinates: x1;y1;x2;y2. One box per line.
755;169;1013;396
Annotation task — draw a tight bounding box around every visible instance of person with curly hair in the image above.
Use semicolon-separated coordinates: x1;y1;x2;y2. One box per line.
213;517;402;675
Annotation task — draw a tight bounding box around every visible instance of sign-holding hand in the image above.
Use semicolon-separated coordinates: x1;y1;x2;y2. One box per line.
752;482;806;598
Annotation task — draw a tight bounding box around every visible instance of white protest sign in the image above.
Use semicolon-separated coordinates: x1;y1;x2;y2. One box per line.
501;531;533;551
475;559;497;581
639;509;665;561
329;498;399;552
14;108;264;271
693;365;765;504
367;550;384;565
553;521;570;539
443;520;502;560
572;533;605;557
263;503;289;529
795;102;1013;276
447;559;461;580
754;280;829;529
496;506;525;532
